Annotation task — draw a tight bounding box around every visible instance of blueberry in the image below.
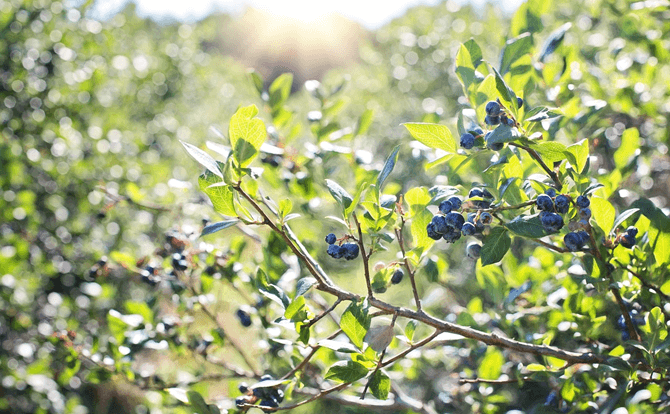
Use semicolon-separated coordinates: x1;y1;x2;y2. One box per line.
481;189;494;199
391;269;404;284
235;397;247;407
466;243;481;258
617;315;627;330
576;195;590;208
342;243;360;260
445;212;465;230
426;223;442;240
536;194;554;211
621;331;630;341
460;133;475;149
479;212;493;225
439;200;453;214
461;222;476;236
564;232;584;251
516;97;524;109
544;391;558;407
431;215;450;235
260;374;274;382
442;229;461;243
446;196;462;210
273;389;284;403
545;188;557;197
487;141;504;151
555;195;570;214
505;117;515;126
238;383;249;394
236;309;252;327
259;398;279;409
540;211;564;233
325;233;337;245
485;101;501;116
172;253;188;271
472;127;484;136
485;115;500;126
576;230;590;245
579;208;591;220
468;188;484;199
620;234;636;249
327;244;344;259
466;213;476;223
253;388;266;398
626;226;638;237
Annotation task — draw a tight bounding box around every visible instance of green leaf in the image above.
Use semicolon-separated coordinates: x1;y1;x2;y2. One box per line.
326;179;354;213
611;208;640;232
490;66;517;110
524;107;562;122
345;181;368;218
532;141;568;163
317;339;358;353
268;73;293;110
278;199;293;219
478;349;504;380
124;301;154;324
354;109;374;137
369;370;391;400
485;125;521;146
567;139;589;173
181;141;222;178
614;127;640;170
199;178;236;217
324;360;369;383
506;214;548;238
463;38;483;68
500;32;532;75
590;197;615;234
402;123;456;153
284;296;307;322
410;209;434;253
201;219;239;237
295;277;317;297
480;227;511;266
228;104;267;168
186;391;213;414
404;320;418;342
248;69;264;96
376;145;401;191
340;301;371;349
405;187;431;215
539;22;571;62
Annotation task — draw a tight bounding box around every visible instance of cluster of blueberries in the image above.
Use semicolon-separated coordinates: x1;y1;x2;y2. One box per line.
459;99;523;151
325;233;360;260
236;374;284;410
617;226;638;249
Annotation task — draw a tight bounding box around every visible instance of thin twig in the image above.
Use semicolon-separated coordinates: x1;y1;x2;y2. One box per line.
396;218;422;312
280;329;343;380
508;143;562;190
353;213;374;299
306;298;343;329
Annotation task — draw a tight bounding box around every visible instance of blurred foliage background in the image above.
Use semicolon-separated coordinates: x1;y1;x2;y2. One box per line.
1;0;669;413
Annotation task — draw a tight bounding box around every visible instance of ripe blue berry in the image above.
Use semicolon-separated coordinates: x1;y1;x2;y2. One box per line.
342;243;360;260
259;398;279;408
621;331;630;341
327;244;344;259
479;212;493;225
540;211;564;233
235;397;247;407
236;308;252;327
446;196;462;210
431;215;449;234
468;188;484;198
461;222;476;236
472;127;484;136
620;234;636;249
260;374;274;382
426;223;442;240
487;141;504;151
516;97;524;109
554;195;569;214
485;115;500;126
544;391;558;407
626;226;638;237
564;232;584;251
439;200;453;214
325;233;337;245
536;194;554;211
576;195;590;208
485;101;501;116
579;208;591;220
445;212;465;230
460;132;475;149
466;242;481;258
442;229;461;243
482;189;494;199
577;230;590;245
391;269;404;284
545;188;556;197
238;383;249;394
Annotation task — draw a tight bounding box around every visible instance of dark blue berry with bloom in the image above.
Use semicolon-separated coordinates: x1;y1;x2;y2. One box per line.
564;232;585;251
327;244;344;259
426;223;442;240
579;208;591;220
461;222;476;236
466;242;481;258
469;188;484;198
439;200;453;214
555;195;570;214
472;127;484;136
236;308;252;327
325;233;336;245
447;196;462;211
544;391;558;407
431;215;450;234
391;269;404;284
460;132;475;149
445;212;465;230
517;97;524;109
620;234;636;249
485;101;501;116
479;212;493;225
536;194;554;211
545;188;556;197
626;226;638;237
540;211;564;233
576;195;590;208
342;243;360;260
485;115;500;126
442;229;461;243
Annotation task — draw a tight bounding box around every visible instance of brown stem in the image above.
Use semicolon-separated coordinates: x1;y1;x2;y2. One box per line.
281;329;342;380
353;213;374;299
531;238;571;254
509;143;562;190
395;221;422;311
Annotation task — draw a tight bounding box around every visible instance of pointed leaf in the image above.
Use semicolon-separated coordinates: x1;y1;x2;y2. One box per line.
376;145;401;191
486;125;521;146
181;141;222;178
340;301;370;349
354;109;374;137
317;339;358;353
500;32;532;75
229;105;267;168
268;73;293;110
326;179;353;212
201;219;239;237
480;227;511;266
506;214;548;238
369;371;391;400
324;360;369;383
295;277;317;297
402;123;455;153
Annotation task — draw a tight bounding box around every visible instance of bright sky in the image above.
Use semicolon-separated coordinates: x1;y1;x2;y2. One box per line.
92;0;522;29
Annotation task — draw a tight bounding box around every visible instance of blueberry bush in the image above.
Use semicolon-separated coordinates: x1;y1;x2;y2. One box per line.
2;0;670;413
